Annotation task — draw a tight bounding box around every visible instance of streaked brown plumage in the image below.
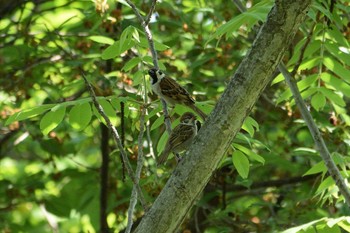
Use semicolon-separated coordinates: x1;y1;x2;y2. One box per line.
157;112;198;165
148;68;207;120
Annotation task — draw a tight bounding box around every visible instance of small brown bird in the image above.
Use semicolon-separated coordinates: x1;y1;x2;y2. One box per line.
157;112;198;165
148;68;207;120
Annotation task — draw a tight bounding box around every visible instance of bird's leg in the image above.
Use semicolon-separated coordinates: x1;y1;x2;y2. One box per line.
175;153;182;163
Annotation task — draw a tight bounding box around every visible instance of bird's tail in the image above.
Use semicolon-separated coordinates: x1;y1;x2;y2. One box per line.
157;149;171;165
190;104;207;121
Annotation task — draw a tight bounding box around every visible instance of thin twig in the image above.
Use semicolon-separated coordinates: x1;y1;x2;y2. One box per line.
278;63;350;206
231;0;246;12
80;70;148;210
145;0;157;26
125;0;172;134
126;106;146;233
50;34;148;209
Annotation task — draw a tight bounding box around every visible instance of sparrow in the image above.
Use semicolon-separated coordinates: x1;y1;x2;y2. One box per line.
157;112;199;165
148;68;207;120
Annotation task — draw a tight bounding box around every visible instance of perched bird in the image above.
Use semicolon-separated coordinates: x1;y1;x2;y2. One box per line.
157;112;198;165
148;68;207;120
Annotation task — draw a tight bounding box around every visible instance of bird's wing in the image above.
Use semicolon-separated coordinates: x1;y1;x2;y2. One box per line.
159;77;195;105
168;123;195;149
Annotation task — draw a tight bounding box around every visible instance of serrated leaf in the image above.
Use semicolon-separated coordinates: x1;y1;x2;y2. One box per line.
311;91;326;111
40;107;66;135
69;103;92;131
5;104;55;125
232;150;250;179
89;35;115;45
122;57;141;71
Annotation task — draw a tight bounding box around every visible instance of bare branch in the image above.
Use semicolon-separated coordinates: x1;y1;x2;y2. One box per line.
126;106;146;233
145;0;158;26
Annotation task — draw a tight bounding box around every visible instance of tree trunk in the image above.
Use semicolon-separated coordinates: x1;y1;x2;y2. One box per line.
134;0;312;232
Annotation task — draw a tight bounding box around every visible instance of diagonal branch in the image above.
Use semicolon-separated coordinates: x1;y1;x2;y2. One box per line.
278;64;350;206
232;0;350;208
134;1;312;232
80;70;148;210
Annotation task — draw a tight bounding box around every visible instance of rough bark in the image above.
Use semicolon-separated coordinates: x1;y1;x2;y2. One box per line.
134;0;311;232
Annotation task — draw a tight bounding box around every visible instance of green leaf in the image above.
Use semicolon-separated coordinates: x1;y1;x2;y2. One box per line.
207;0;273;44
122;57;141;71
326;27;349;47
232;150;250;179
40;107;66;135
151;115;164;131
323;56;350;83
316;176;335;195
304;161;326;176
311;91;326;111
69;103;92;131
321;72;350;98
5;104;55;125
297;74;318;92
89;35;115;45
319;87;346;107
324;41;350;67
132;70;144;86
298;56;322;71
233;143;265;164
101;40;135;60
241;116;259;137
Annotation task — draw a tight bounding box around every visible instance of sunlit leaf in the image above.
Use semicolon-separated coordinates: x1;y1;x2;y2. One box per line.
6;104;55;125
69;102;92;131
311;91;326;111
122;57;142;71
40;106;66;135
89;35;115;45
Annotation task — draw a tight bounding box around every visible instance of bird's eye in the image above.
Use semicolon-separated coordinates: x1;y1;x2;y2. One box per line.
158;71;163;75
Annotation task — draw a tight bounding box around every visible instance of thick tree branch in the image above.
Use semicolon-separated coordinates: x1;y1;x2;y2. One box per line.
134;1;311;232
279;64;350;206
